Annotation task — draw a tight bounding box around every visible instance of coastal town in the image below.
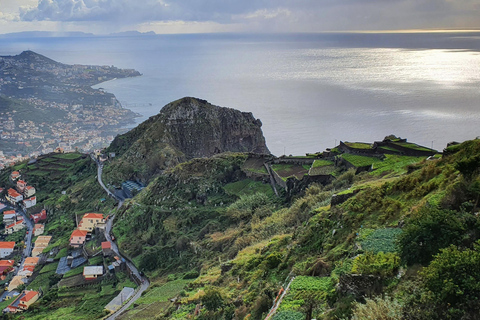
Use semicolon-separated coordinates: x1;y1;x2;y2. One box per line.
0;50;141;168
0;163;141;315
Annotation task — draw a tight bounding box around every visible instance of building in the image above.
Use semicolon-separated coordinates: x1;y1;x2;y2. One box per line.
6;188;23;204
3;210;16;221
16;180;27;193
24;186;35;198
83;266;103;280
101;241;113;256
18;265;35;277
7;276;24;291
33;224;44;236
30;209;47;223
78;213;105;232
10;171;20;181
6;290;39;313
0;242;15;258
4;220;25;234
22;196;36;209
0;259;14;275
24;257;39;267
32;236;52;257
70;229;88;248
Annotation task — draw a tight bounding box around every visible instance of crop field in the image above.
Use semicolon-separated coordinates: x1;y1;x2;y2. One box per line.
341;154;382;168
271;164;308;180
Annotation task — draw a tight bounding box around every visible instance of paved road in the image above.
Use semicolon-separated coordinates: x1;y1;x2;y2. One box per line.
92;155;149;319
0;202;34;300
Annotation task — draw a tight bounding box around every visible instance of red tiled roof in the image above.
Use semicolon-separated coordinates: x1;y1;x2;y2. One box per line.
5;220;23;229
0;260;14;267
0;242;15;249
101;241;111;249
83;213;104;220
3;210;15;215
26;186;35;190
7;188;21;197
21;290;38;302
70;229;88;240
17;180;26;185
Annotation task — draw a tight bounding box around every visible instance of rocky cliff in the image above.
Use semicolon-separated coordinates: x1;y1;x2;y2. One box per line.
106;97;269;182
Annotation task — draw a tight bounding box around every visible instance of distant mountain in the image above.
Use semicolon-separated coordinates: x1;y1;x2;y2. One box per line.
108;31;157;37
0;31;94;38
105;97;270;183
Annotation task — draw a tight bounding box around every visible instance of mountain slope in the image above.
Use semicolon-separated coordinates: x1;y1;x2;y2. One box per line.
105;97;270;183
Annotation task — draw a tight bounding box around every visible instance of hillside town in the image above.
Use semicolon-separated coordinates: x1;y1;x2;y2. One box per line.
0;166;139;315
0;51;141;167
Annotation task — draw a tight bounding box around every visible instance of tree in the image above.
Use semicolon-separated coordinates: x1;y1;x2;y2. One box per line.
202;287;224;312
397;207;466;265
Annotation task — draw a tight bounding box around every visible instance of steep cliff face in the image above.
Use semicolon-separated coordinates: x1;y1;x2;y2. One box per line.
106;97;269;182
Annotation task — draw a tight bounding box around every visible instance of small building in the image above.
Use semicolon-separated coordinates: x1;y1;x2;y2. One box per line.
24;257;39;267
23;186;36;198
16;180;27;193
6;188;23;204
78;213;105;232
0;260;14;275
22;196;36;209
7;276;24;291
18;265;35;277
30;209;47;223
0;242;15;258
33;224;44;236
101;241;113;256
6;290;39;313
3;210;16;221
32;236;52;257
70;229;88;248
83;266;103;280
4;291;20;301
4;220;25;234
10;171;20;181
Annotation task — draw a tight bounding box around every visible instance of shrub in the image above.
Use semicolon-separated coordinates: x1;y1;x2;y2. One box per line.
351;296;402;320
351;252;400;277
397;207;469;265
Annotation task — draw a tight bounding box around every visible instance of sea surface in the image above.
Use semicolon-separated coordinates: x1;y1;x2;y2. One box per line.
2;32;480;156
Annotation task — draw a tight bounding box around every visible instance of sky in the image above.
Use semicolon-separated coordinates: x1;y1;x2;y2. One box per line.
0;0;480;34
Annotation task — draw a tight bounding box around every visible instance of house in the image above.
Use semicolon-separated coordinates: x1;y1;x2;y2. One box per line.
70;229;88;248
4;220;25;234
32;236;52;257
18;265;35;277
3;210;16;221
30;209;47;223
4;291;20;301
22;196;36;209
23;186;35;198
7;276;24;291
78;213;105;232
101;241;113;256
10;171;20;181
6;188;23;204
16;180;27;193
0;242;15;258
33;224;44;236
24;257;39;267
83;266;103;280
6;290;39;313
0;260;14;275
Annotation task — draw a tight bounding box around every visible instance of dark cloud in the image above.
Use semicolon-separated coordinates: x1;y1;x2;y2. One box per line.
18;0;480;31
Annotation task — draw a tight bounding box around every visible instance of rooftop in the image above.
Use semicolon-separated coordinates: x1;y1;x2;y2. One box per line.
0;241;15;249
83;266;103;276
82;213;104;220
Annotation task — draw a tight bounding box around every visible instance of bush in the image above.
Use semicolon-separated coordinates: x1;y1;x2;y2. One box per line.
272;310;305;320
351;296;402;320
202;287;224;312
351;252;400;278
397;207;469;265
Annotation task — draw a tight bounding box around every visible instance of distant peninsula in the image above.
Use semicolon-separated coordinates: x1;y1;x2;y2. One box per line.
0;51;141;166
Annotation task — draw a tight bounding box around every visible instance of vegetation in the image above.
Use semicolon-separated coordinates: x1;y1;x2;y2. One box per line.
341;153;382;168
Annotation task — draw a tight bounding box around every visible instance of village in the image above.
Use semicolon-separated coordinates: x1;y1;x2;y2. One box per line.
0;169;139;315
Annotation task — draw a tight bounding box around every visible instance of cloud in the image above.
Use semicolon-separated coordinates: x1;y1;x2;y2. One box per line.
16;0;480;32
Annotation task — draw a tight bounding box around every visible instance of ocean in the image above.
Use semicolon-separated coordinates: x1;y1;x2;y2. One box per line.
1;32;480;156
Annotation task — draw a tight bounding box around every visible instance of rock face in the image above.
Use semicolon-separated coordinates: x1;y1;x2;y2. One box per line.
159;97;269;158
107;97;269;181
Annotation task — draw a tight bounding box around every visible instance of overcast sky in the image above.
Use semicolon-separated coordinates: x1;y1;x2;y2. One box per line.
1;0;480;34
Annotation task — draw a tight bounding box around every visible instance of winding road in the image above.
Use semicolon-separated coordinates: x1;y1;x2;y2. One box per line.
93;155;150;319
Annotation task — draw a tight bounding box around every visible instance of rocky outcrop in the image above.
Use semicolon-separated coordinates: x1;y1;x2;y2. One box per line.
106;97;270;182
158;97;269;158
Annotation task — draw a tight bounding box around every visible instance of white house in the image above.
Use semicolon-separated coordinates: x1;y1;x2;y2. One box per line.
0;242;15;258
